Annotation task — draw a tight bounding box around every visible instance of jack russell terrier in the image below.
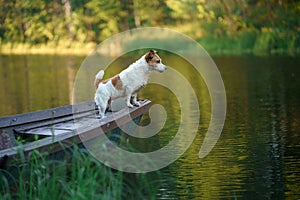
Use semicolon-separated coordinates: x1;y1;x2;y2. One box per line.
94;49;167;118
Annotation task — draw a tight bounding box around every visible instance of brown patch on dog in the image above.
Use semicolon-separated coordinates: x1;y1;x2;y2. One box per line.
145;49;161;66
145;49;156;62
111;75;123;90
95;74;122;90
94;79;101;89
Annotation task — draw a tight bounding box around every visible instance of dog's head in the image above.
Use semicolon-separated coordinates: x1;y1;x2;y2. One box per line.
145;50;167;73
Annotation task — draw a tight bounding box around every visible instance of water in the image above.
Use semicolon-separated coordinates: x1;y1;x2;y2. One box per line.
0;54;300;199
0;54;83;115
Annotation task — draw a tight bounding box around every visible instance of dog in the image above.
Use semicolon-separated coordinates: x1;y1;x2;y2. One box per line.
94;49;167;118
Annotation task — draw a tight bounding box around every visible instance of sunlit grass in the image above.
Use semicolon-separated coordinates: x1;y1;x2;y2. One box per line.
0;41;96;55
1;28;299;56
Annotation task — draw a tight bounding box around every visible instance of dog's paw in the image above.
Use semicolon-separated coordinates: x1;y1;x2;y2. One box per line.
96;113;105;119
133;102;140;107
127;103;134;108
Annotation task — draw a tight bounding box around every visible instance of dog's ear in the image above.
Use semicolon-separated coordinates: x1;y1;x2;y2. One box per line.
145;50;155;63
150;49;157;54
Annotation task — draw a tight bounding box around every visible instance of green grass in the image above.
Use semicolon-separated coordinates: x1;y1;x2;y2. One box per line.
0;144;160;200
198;29;300;56
1;28;299;56
0;41;96;55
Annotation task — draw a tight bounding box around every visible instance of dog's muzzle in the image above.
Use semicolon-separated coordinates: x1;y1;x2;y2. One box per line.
156;64;167;73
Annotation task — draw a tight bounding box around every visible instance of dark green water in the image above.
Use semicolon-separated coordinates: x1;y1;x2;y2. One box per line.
0;54;299;199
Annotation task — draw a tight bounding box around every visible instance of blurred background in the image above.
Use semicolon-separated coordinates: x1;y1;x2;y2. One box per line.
0;0;299;54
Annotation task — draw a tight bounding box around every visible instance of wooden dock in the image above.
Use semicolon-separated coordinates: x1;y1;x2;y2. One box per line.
0;100;151;164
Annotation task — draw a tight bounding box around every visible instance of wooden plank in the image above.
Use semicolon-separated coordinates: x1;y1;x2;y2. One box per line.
24;127;73;136
0;101;95;129
74;99;151;142
14;110;96;135
23;117;90;136
0;100;151;159
0;130;17;150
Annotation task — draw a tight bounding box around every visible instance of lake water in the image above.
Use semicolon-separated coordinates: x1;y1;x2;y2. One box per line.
0;53;300;199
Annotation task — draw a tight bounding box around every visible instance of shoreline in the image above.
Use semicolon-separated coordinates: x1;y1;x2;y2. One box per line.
1;43;299;56
0;42;96;56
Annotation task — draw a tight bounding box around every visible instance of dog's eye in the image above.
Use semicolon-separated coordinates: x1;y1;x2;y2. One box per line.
156;60;160;63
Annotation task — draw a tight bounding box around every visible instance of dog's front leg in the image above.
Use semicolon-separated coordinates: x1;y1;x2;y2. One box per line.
126;95;134;108
131;93;140;107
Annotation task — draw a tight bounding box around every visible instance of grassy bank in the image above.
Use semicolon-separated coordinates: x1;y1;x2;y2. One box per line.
0;145;159;199
0;42;96;55
198;29;300;56
1;30;300;56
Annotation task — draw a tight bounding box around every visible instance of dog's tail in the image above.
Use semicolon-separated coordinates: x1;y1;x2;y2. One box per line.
94;70;104;89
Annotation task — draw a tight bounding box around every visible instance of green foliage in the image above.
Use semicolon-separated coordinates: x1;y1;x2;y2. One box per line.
0;0;299;54
0;145;160;199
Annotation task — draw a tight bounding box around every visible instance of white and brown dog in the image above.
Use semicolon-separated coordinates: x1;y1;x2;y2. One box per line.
94;50;167;118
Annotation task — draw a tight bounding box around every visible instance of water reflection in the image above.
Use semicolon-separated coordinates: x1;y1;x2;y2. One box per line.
151;56;300;199
0;54;299;199
0;54;83;116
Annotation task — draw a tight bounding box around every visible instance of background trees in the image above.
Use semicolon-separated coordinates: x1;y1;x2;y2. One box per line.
0;0;299;52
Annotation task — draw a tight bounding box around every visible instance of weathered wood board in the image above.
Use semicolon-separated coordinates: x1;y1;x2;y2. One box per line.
0;100;151;160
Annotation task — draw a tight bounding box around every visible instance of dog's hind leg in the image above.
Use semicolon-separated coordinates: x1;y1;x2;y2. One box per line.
95;95;108;119
98;100;108;119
